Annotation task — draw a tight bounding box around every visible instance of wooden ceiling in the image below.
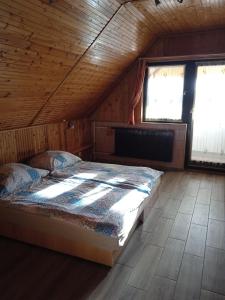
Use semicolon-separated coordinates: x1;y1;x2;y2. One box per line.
1;0;225;129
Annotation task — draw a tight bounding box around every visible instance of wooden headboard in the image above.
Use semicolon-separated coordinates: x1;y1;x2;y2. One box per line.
0;120;92;164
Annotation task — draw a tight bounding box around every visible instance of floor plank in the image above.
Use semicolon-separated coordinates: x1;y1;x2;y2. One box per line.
119;285;145;300
185;224;207;257
207;219;225;251
142;208;163;233
200;174;213;190
154;192;171;209
146;217;174;247
211;176;225;202
184;179;200;197
202;247;225;295
88;264;132;300
174;253;203;300
209;201;225;221
128;244;163;290
169;213;192;241
192;203;209;226
156;238;185;280
118;228;148;268
161;197;182;219
145;276;176;300
196;188;211;205
0;237;109;300
179;195;196;214
200;290;225;300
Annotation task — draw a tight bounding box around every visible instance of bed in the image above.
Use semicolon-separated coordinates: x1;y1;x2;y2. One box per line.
0;155;162;266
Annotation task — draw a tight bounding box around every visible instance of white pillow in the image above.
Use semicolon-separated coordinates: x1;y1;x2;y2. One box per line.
27;150;81;171
0;163;49;195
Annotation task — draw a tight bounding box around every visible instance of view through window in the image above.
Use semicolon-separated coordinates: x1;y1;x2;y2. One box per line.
144;65;185;121
191;64;225;164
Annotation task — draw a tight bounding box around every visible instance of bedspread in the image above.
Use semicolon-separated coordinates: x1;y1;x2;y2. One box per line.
51;161;162;194
0;162;162;243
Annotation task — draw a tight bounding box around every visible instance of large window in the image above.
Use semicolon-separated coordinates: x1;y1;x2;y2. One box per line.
143;64;185;122
142;60;225;169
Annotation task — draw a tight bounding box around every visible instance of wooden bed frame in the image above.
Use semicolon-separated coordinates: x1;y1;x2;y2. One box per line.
0;180;160;266
0;125;161;266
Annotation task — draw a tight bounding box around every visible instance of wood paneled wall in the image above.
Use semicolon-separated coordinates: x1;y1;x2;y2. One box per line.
93;29;225;124
149;29;225;58
65;118;92;159
0;119;92;164
92;29;225;170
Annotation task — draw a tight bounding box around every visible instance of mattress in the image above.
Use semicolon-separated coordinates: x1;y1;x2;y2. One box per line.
0;162;162;245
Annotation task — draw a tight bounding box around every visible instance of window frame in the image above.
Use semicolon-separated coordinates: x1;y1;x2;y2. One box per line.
141;58;225;171
142;61;187;124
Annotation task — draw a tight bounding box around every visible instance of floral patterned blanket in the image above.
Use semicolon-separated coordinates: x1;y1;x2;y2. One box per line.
0;162;162;243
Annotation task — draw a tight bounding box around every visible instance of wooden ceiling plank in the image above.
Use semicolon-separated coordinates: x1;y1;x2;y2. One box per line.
0;6;100;46
26;0;113;28
2;0;225;129
30;2;123;126
0;1;104;44
54;0;115;22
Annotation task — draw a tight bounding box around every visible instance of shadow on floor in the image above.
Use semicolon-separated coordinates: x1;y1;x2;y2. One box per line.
0;236;110;300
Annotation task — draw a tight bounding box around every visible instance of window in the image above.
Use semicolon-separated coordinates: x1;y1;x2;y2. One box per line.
191;63;225;164
143;64;185;122
142;59;225;169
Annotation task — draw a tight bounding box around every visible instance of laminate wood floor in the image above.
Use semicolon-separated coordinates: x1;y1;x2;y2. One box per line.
1;171;225;300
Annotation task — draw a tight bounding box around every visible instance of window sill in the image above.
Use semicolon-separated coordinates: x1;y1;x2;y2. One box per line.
142;120;186;125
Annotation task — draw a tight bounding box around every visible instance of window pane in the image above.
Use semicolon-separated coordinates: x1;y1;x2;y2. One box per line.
191;64;225;163
145;65;185;121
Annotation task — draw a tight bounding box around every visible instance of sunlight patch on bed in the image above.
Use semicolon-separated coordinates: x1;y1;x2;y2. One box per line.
110;189;145;213
110;189;146;246
35;179;83;199
119;209;140;246
72;173;97;180
106;177;126;184
76;183;112;207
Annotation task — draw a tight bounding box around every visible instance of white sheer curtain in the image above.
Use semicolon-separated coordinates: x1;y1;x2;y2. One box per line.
145;65;185;121
192;65;225;162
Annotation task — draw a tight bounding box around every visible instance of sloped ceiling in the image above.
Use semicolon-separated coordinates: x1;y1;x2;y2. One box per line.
1;0;225;129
